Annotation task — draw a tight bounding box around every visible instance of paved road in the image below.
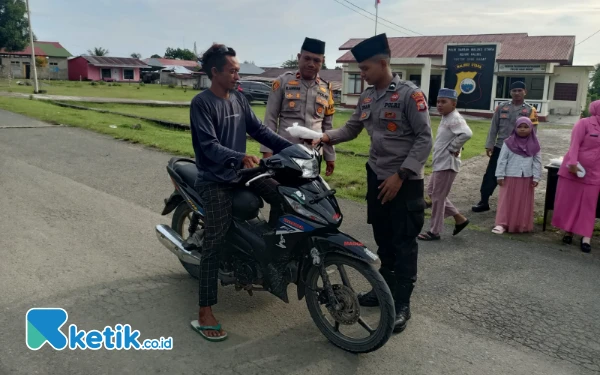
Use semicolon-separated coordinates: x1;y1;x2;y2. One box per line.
1;109;599;375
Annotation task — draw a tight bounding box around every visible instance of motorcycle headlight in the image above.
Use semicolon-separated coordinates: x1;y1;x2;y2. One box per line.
284;196;328;225
291;157;319;179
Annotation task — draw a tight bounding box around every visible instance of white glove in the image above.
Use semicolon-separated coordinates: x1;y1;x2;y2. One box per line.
285;123;323;140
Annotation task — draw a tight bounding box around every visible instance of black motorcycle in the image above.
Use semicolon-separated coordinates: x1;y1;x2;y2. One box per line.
155;143;395;353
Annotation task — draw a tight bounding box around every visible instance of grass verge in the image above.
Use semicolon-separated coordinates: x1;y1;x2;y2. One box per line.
0;79;197;102
69;101;494;161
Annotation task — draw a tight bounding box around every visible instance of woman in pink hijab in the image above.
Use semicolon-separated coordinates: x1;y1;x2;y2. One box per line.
552;100;600;253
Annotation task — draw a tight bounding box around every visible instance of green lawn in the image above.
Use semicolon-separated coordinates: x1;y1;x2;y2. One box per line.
0;96;492;201
0;79;198;102
70;101;493;162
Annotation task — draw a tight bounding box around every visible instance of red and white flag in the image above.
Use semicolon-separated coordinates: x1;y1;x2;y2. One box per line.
375;0;380;5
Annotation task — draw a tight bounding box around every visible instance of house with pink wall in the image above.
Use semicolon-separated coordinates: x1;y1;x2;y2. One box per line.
68;56;150;82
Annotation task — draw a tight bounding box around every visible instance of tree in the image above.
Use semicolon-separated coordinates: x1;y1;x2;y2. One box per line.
322;61;328;69
334;66;342;70
164;47;196;61
282;56;298;69
590;63;600;100
88;47;109;56
34;56;46;68
130;52;141;59
0;0;29;52
150;54;161;58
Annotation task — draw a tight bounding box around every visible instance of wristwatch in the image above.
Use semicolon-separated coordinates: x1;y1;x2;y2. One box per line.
397;169;410;181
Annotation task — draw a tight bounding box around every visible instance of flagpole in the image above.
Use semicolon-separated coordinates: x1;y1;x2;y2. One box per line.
375;1;379;35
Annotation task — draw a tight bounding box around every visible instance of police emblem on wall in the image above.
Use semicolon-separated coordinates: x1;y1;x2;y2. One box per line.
444;44;497;110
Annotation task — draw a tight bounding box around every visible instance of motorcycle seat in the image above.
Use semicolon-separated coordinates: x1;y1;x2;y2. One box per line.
173;162;198;188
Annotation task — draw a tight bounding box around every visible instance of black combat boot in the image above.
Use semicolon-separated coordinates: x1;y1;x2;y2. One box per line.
393;303;411;333
393;283;414;333
471;200;490;213
358;268;395;307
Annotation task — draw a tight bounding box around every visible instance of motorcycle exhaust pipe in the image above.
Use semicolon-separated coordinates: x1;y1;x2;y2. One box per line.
155;225;201;266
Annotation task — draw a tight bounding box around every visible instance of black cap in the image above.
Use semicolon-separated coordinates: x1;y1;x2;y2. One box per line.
351;33;391;63
301;37;326;55
511;81;526;90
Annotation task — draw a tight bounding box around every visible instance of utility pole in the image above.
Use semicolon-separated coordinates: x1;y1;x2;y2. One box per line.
25;0;39;93
375;0;379;35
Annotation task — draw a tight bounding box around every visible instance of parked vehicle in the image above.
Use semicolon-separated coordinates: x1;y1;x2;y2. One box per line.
235;81;271;103
155;143;396;353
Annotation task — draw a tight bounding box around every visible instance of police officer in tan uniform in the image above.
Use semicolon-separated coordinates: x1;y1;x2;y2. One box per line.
321;33;433;333
260;37;336;176
472;80;539;212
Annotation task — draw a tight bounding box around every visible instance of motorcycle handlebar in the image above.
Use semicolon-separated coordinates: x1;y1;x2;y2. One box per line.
237;165;265;177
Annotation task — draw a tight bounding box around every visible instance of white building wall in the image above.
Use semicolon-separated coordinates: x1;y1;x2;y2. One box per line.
548;66;593;116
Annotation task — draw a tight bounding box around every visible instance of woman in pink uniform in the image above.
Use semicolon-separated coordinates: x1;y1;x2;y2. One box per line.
552;100;600;253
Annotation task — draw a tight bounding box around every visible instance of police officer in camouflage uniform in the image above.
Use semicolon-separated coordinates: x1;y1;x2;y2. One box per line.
261;37;337;176
321;33;433;333
472;80;539;212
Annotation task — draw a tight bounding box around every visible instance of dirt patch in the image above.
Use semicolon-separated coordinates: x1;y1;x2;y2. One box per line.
428;126;578;244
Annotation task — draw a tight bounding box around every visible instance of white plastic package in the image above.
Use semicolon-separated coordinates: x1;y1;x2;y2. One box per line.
551;156;586;178
285;122;323;140
577;163;586;178
549;157;563;166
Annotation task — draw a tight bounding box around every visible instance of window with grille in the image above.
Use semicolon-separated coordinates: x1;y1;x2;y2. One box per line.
553;83;578;101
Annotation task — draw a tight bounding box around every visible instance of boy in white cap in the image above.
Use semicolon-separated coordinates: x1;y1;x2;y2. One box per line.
418;88;472;241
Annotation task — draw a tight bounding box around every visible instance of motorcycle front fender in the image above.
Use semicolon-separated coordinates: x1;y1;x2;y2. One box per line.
312;232;379;264
296;231;379;301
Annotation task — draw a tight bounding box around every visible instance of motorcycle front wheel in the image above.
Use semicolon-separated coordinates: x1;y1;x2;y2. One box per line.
304;254;395;354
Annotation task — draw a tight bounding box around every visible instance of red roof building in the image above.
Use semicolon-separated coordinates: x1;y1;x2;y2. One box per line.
0;41;72;80
336;33;593;120
68;56;150;82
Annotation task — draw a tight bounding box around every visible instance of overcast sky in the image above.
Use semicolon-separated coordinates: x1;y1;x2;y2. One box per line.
30;0;600;68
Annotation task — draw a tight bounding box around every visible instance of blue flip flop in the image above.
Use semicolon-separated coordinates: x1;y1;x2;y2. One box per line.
190;320;228;342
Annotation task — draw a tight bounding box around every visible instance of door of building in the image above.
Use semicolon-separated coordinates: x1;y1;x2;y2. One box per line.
428;75;442;106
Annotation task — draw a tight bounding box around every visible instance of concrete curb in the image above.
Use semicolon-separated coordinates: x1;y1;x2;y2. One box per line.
48;101;191;131
0;91;192;107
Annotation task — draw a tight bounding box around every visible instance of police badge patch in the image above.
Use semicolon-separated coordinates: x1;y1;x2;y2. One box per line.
272;80;281;91
411;92;428;112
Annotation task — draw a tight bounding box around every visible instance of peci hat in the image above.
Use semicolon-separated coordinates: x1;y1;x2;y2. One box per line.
510;81;526;90
438;88;458;100
350;33;391;63
301;37;326;55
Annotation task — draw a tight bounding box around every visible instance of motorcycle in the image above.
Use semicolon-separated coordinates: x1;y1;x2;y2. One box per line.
155;143;395;353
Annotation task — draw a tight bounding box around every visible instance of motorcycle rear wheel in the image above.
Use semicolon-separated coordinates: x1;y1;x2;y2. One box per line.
171;203;201;279
304;254;395;354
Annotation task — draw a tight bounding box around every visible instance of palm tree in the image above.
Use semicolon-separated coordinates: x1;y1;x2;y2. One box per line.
88;47;109;56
